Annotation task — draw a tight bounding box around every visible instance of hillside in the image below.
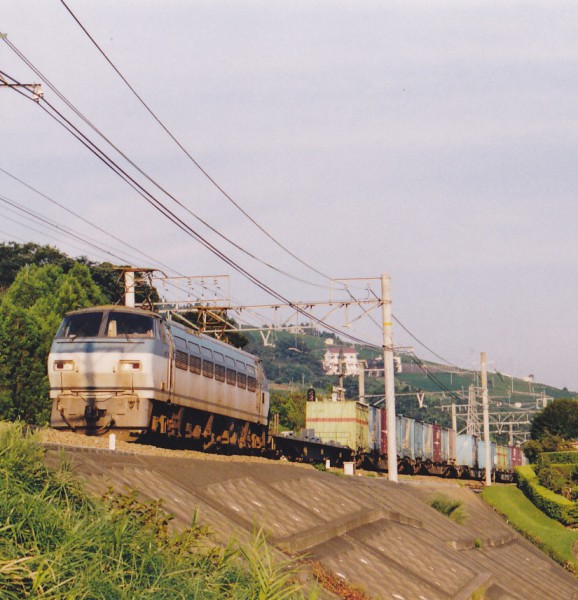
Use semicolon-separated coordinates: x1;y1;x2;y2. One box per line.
242;328;575;442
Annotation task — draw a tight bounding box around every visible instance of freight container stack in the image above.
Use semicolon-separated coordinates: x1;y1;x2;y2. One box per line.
477;440;496;479
305;398;525;481
456;434;478;477
367;405;381;452
495;444;510;480
305;400;369;451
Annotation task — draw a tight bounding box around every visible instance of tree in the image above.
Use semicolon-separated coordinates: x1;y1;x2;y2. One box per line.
0;242;123;304
530;398;578;441
0;263;107;425
0;303;49;422
269;390;307;431
0;242;73;291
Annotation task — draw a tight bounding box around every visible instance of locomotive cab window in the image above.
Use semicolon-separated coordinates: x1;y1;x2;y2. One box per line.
107;312;155;338
56;312;103;338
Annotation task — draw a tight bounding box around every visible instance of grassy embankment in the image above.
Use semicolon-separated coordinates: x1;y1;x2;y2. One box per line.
0;422;316;599
481;484;578;574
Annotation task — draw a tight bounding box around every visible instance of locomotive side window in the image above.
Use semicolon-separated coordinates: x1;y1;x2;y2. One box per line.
236;361;247;389
175;351;188;370
202;347;214;378
107;312;154;338
174;336;188;370
225;356;236;385
189;343;202;374
214;352;226;382
247;364;257;392
56;312;103;338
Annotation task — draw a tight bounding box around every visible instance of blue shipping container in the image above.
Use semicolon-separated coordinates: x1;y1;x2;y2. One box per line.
367;405;381;452
477;440;496;471
456;434;477;468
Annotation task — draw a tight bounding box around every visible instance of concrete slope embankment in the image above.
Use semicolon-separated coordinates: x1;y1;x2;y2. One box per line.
43;444;578;600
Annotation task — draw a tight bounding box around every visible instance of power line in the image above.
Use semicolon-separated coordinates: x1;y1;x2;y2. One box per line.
0;193;133;264
0;213;118;262
2;38;469;373
2;70;378;347
59;0;335;284
2;40;320;288
0;167;182;277
2;37;329;291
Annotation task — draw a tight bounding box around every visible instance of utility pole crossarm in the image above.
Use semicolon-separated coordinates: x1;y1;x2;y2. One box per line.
0;72;43;102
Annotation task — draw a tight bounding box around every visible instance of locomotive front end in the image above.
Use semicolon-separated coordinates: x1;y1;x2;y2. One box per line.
48;307;166;440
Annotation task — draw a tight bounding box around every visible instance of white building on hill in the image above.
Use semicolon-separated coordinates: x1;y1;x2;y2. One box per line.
322;347;359;376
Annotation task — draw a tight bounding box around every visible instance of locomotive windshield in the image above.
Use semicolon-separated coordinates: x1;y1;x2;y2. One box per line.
106;312;154;338
56;310;156;339
56;312;103;338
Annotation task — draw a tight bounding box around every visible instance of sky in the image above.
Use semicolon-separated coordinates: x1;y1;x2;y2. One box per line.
1;1;578;391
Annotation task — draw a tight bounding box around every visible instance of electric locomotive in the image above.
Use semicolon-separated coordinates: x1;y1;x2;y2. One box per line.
48;305;269;449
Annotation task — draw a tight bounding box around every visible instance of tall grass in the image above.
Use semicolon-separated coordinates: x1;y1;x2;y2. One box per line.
0;422;315;598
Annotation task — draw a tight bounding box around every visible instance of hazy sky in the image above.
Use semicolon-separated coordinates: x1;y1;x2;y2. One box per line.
2;1;578;390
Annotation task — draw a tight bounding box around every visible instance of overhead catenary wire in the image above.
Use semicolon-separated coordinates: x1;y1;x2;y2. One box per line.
392;314;469;372
1;71;377;348
59;0;336;285
0;193;136;265
4;72;471;399
0;213;118;262
0;167;183;277
2;37;329;291
2;37;470;388
0;71;466;390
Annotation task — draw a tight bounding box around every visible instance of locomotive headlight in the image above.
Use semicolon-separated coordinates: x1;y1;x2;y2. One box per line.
120;360;141;371
53;360;74;371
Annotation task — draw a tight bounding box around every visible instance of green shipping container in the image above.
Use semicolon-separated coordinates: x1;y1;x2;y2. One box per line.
306;401;369;450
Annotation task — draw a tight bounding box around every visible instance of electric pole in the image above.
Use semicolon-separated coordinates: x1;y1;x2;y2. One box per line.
382;273;398;482
481;352;491;486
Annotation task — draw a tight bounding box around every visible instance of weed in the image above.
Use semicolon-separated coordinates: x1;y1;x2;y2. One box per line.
429;495;467;524
241;528;318;600
470;585;487;599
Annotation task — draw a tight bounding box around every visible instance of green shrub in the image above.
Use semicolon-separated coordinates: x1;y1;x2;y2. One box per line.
522;439;543;464
516;466;578;526
539;451;578;467
537;465;567;494
482;484;578;574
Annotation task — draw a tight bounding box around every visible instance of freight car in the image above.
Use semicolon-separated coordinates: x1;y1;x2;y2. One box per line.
305;400;527;481
49;305;269;450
